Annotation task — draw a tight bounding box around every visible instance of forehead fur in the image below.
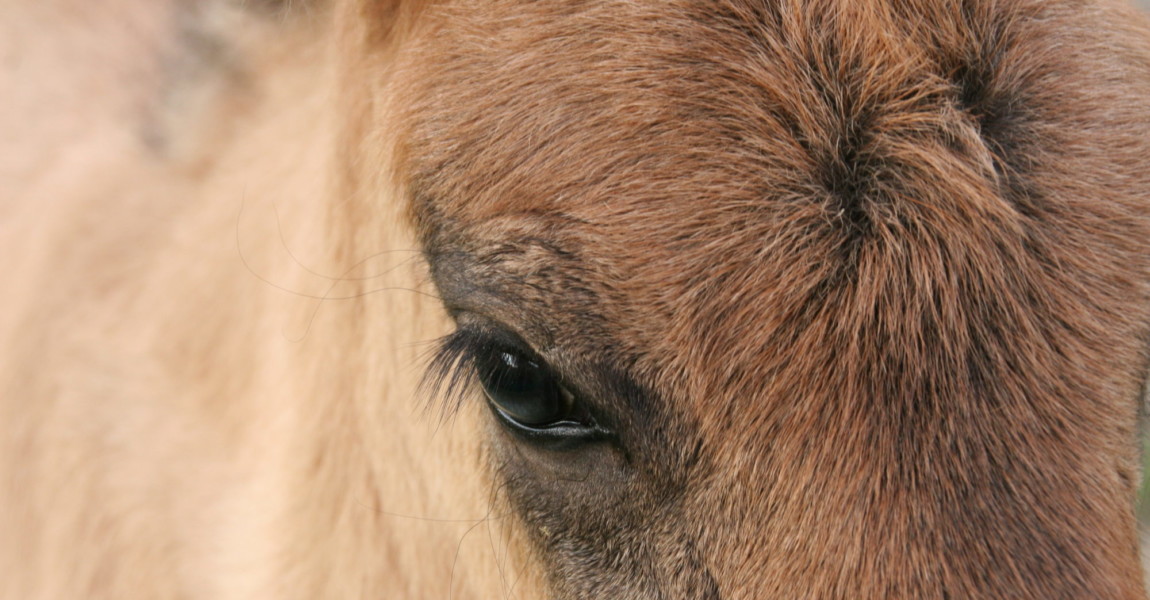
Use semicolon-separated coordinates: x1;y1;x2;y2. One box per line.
390;0;1150;596
399;0;1149;410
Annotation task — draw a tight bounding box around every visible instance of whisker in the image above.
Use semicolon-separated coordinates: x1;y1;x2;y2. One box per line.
271;201;422;282
448;474;513;600
237;197;438;302
487;508;509;595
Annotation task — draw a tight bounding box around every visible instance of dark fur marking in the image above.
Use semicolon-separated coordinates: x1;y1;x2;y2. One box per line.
948;7;1045;219
803;36;879;241
140;3;247;155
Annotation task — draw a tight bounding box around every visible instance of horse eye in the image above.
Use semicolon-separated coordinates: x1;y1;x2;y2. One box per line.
473;345;576;428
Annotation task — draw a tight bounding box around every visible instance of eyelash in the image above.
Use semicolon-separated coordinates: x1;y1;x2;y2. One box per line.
422;329;487;423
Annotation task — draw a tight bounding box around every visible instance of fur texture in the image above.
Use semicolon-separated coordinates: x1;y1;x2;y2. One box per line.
2;0;1150;598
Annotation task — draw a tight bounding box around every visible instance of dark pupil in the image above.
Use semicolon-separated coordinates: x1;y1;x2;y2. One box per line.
475;346;567;427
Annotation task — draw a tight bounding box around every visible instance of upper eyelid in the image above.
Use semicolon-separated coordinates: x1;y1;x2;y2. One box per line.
425;324;577;410
449;307;558;353
429;314;645;426
422;325;550;417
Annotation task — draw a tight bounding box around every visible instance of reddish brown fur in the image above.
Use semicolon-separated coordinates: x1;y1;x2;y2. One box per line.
2;0;1149;598
390;0;1150;597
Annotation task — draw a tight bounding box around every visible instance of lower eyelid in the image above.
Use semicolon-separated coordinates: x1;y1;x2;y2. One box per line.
487;398;611;448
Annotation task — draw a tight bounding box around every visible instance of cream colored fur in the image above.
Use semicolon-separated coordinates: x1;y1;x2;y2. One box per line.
0;2;539;598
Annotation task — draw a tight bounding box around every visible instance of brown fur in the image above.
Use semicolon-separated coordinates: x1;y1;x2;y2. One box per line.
3;0;1150;598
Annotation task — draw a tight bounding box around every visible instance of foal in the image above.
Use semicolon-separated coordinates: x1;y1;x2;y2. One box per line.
1;0;1149;598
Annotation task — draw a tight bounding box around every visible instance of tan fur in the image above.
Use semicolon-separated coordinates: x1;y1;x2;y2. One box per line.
0;2;542;598
2;0;1149;598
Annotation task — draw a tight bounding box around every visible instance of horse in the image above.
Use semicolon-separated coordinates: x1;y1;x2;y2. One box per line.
2;0;1149;598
